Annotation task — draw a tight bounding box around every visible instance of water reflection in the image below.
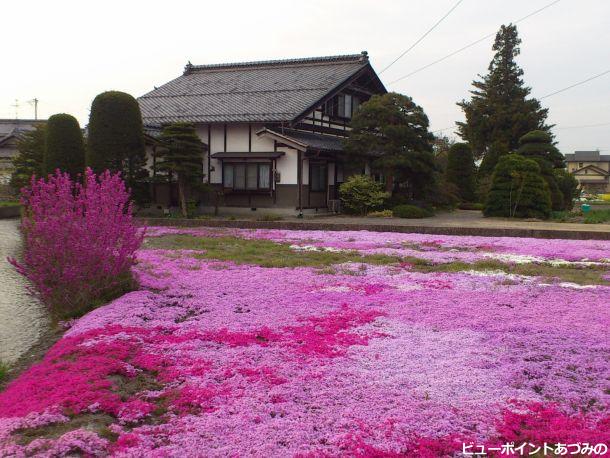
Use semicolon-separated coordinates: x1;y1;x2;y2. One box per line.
0;219;50;364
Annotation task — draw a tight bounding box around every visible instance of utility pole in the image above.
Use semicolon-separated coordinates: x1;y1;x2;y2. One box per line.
30;98;39;120
11;99;19;119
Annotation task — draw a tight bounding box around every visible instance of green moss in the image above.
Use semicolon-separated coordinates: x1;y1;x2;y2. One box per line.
407;257;609;286
0;361;9;383
14;413;115;445
146;235;608;285
145;235;400;268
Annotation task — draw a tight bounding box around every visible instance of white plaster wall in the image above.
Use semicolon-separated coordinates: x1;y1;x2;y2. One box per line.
226;124;249;151
251;123;273;152
208;124;225;184
275;147;298;185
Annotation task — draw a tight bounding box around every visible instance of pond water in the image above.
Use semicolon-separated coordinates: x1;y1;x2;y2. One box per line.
0;219;50;364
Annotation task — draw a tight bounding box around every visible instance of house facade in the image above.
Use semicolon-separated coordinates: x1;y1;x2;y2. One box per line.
0;119;45;186
138;52;385;213
564;150;610;194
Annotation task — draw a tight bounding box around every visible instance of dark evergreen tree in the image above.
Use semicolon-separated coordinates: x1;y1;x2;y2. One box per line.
345;92;436;200
157;123;205;217
445;143;476;202
517;130;564;210
457;24;551;172
517;130;564;168
484;154;551;219
10;123;46;190
554;169;579;211
44;114;85;177
87;91;149;201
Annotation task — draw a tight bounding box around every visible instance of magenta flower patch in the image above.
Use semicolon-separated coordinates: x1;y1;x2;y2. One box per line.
1;229;609;456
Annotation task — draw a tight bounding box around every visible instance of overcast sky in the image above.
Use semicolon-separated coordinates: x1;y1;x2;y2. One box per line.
2;0;609;154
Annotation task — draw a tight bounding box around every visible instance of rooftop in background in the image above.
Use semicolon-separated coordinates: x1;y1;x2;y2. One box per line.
0;119;45;137
564;150;610;161
138;52;385;125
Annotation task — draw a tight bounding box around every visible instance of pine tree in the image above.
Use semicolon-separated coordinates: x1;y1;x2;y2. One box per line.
44;114;85;177
484;154;551;219
345;92;436;199
457;24;551;172
157;123;205;217
10;123;46;190
87;91;149;202
516;130;564;210
445;143;476;202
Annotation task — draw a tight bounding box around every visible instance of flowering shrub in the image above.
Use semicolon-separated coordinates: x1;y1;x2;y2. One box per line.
10;168;143;318
1;229;608;456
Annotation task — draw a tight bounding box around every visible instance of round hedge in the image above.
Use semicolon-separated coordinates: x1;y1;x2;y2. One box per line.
392;204;433;219
44;114;85;177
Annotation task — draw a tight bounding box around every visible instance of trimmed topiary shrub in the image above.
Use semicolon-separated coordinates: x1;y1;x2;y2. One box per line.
44;114;85;177
9;168;143;319
445;143;476;202
392;204;433;219
157;123;206;218
339;175;389;215
87;91;149;202
484;154;551;219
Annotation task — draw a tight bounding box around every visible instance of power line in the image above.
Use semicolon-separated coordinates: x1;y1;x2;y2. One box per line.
388;0;563;85
378;0;464;75
556;121;610;129
540;70;610;99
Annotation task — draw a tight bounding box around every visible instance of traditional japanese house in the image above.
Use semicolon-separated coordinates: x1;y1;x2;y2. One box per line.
138;52;386;213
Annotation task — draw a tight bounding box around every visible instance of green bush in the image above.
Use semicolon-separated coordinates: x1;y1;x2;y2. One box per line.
367;209;393;218
44;114;85;177
339;175;389;215
584;209;610;224
392;204;433;219
484;154;551;219
446;143;476;202
458;202;484;211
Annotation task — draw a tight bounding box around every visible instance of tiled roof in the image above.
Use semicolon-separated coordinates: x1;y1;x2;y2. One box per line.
565;151;610;162
138;52;380;125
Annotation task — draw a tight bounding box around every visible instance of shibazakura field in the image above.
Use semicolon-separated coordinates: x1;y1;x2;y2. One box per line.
1;229;609;457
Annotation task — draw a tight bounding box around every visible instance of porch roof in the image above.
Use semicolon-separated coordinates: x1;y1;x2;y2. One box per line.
211;151;285;159
256;128;345;153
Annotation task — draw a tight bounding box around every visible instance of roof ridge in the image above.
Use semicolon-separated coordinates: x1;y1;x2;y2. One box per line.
184;52;368;74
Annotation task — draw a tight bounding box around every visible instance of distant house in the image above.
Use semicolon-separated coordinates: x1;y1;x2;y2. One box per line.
0;119;45;185
138;52;385;213
564;150;610;194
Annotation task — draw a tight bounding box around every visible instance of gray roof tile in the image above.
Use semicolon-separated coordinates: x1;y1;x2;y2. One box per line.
139;53;377;125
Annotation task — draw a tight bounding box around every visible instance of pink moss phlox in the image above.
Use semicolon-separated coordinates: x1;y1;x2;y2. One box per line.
490;401;610;445
284;304;384;357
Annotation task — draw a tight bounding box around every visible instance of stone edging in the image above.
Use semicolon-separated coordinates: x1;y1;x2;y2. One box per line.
0;206;20;219
137;218;610;240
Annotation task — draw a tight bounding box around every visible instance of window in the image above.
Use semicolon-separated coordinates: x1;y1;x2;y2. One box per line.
323;94;361;119
578;162;583;168
223;163;271;190
310;163;328;192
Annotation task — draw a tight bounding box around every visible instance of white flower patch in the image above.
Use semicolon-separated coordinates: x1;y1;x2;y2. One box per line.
484;253;608;267
539;282;600;290
483;253;545;264
289;244;343;253
395;283;424;292
320;286;352;292
462;269;528;282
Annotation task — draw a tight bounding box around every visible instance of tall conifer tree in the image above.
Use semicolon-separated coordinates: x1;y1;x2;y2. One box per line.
457;24;551;173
